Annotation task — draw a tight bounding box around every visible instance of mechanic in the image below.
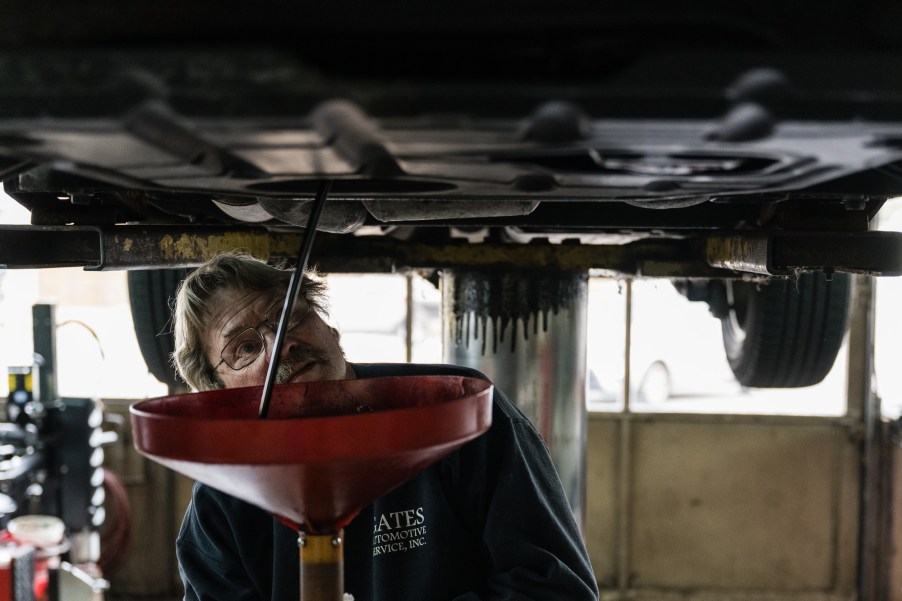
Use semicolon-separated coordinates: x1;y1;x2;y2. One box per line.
171;251;599;601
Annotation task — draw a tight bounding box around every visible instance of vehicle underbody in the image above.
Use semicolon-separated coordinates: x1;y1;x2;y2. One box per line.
1;2;902;388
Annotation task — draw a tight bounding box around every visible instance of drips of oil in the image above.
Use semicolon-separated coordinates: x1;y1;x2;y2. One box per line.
450;271;585;354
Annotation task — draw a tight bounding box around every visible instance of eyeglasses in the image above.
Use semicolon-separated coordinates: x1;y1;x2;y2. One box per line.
213;296;313;371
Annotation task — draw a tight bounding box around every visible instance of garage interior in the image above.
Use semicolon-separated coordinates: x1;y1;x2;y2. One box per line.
2;259;897;601
0;2;902;599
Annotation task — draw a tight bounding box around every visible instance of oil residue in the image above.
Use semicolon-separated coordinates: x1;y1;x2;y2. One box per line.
449;271;586;354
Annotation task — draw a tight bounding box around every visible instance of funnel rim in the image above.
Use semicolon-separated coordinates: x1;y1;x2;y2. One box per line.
129;375;491;420
129;375;494;464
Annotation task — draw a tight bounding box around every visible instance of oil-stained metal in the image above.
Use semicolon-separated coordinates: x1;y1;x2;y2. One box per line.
362;199;540;221
256;198;368;233
2;224;901;276
706;231;902;276
442;269;589;528
771;231;902;276
0;224;707;274
705;233;772;275
445;270;587;354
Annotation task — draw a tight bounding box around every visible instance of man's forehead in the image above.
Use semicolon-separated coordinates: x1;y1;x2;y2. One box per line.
208;287;278;335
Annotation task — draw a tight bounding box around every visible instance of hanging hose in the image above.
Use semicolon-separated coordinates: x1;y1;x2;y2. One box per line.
98;468;133;577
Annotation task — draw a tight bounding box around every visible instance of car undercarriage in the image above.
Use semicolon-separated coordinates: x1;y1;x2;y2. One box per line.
2;2;902;389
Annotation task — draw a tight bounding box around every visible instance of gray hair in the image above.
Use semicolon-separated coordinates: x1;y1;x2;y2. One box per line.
172;251;328;391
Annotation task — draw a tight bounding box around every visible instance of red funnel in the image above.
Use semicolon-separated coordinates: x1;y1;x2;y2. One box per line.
130;375;493;534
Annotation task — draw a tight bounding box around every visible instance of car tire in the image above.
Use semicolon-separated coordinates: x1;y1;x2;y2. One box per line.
127;269;189;390
720;272;852;388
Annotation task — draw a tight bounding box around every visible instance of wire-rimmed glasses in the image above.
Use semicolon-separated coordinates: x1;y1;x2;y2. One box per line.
213;295;312;371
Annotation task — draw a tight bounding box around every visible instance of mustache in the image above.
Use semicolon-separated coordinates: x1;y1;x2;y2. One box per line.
274;346;331;384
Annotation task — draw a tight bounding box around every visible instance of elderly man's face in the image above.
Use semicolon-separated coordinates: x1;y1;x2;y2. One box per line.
203;285;353;389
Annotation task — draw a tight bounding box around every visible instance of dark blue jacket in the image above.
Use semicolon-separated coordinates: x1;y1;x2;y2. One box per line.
176;363;599;600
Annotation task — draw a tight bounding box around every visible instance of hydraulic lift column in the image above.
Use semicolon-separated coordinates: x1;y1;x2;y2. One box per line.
441;270;589;528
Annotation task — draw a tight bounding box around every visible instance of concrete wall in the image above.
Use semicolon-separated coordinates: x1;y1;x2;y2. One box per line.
586;413;861;600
